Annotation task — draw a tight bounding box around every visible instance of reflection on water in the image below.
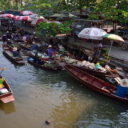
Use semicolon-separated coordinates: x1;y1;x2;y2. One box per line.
0;45;128;128
51;92;96;128
0;102;16;114
75;101;128;128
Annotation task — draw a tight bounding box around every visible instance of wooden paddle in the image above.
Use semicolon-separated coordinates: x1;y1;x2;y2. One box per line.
105;65;122;84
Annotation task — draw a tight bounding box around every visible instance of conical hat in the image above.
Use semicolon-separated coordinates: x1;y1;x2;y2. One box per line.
120;79;128;87
13;47;17;51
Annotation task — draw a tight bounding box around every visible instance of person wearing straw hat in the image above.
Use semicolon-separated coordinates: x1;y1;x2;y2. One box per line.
95;62;102;70
12;47;20;57
47;45;54;57
115;78;128;98
6;39;12;45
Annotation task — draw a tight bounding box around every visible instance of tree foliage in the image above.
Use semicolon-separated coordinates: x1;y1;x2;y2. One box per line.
88;0;128;24
0;0;127;25
35;21;72;37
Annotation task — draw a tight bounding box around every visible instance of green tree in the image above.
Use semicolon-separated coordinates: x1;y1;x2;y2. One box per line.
36;21;72;38
88;0;128;28
55;0;96;14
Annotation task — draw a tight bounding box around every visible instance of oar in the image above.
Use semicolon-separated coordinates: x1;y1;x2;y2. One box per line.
105;66;121;84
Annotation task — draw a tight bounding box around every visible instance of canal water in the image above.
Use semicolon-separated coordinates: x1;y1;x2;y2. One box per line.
0;46;128;128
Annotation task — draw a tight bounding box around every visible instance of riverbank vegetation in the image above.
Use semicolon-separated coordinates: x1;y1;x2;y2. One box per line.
36;21;72;37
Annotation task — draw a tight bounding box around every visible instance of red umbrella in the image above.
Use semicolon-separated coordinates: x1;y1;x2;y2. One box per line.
36;18;44;24
14;16;21;21
2;14;14;18
20;16;32;21
31;18;44;25
20;11;33;16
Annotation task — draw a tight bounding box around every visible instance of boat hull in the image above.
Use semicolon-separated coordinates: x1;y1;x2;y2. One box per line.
77;66;118;78
3;50;25;66
28;59;62;71
0;76;15;103
65;65;128;104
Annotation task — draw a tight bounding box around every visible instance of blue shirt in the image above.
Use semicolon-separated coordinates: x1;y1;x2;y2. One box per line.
7;41;12;45
47;48;54;57
31;44;38;51
115;85;128;98
13;51;20;57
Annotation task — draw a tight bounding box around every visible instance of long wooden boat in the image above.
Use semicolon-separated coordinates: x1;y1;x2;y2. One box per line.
2;44;13;51
18;43;31;51
28;58;62;71
65;64;128;104
0;76;15;103
28;52;49;61
77;66;118;78
3;50;25;66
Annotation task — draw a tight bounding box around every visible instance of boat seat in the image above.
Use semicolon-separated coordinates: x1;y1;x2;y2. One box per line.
101;86;115;94
101;87;111;93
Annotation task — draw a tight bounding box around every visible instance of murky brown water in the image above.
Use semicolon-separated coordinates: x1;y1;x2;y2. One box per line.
0;45;128;128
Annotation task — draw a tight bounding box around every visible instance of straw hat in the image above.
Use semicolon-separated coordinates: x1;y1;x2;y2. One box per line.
120;79;128;87
32;41;36;44
48;45;52;48
13;47;17;51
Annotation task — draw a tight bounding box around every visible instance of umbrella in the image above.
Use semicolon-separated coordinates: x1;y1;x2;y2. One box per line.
19;16;32;22
50;13;76;18
2;14;14;18
31;18;44;25
78;27;107;40
14;16;21;21
47;21;61;24
103;34;124;56
103;34;125;42
20;11;33;16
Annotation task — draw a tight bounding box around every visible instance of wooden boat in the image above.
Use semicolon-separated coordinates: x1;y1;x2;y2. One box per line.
18;43;31;50
65;65;128;104
2;44;13;51
0;76;15;103
28;58;62;71
29;52;49;61
3;50;25;66
77;66;118;78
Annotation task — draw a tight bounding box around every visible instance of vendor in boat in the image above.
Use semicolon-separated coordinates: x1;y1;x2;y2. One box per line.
91;47;101;63
6;31;11;39
12;47;20;57
2;34;7;43
6;39;12;45
47;45;54;57
115;79;128;98
95;62;102;70
92;42;102;63
31;41;38;53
